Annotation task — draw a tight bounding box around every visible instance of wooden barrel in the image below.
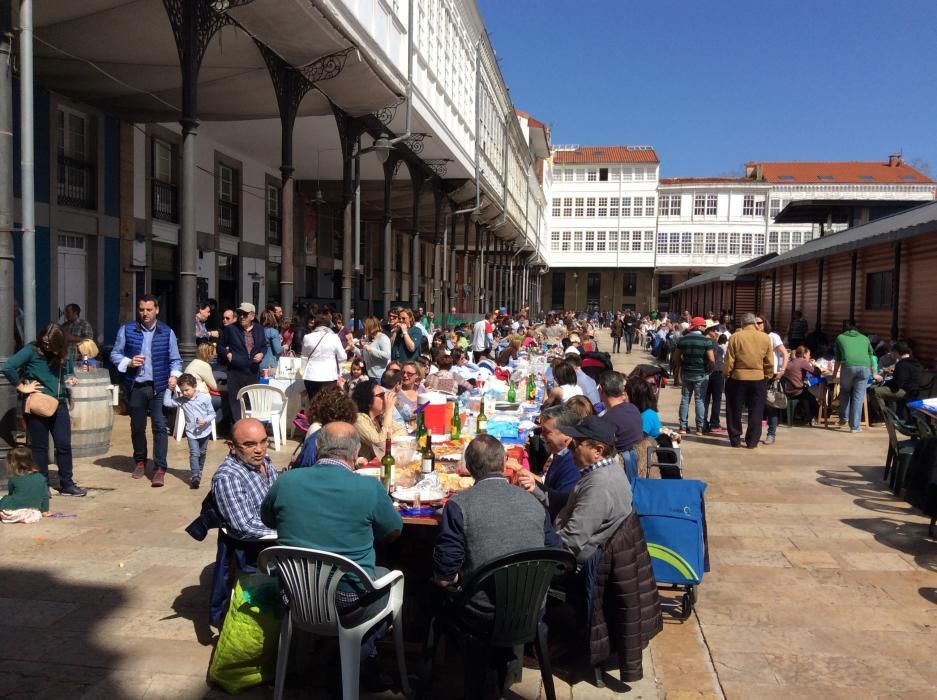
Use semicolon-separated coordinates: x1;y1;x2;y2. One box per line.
69;369;115;458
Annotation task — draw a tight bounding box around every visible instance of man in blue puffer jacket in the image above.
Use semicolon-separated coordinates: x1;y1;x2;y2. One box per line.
111;294;183;487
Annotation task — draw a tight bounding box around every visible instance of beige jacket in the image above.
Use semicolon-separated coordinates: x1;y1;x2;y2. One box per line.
723;326;774;381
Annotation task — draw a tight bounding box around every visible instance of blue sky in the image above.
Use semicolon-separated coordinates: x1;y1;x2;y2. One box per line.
477;0;937;178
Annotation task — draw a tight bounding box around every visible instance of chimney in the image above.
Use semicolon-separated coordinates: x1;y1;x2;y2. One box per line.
888;153;902;167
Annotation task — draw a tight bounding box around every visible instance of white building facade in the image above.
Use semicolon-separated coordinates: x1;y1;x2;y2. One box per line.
541;150;936;312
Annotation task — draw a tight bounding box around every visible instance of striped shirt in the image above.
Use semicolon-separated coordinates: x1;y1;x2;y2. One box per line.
212;454;279;539
676;331;714;378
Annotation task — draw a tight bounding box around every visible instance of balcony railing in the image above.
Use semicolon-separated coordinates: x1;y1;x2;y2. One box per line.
57;155;95;209
218;200;239;237
152;179;178;223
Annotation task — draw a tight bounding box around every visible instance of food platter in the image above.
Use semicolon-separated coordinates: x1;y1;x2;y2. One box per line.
392;486;447;504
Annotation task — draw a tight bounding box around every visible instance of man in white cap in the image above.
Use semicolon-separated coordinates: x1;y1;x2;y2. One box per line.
219;302;267;424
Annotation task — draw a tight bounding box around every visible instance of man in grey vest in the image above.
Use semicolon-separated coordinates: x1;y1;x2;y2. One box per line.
433;434;562;614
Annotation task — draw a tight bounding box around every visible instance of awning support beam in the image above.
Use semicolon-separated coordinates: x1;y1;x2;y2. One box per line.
163;0;235;359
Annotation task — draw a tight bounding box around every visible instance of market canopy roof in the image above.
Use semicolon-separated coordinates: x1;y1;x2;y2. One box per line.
750;200;937;272
662;254;776;295
33;1;405;122
773;199;926;225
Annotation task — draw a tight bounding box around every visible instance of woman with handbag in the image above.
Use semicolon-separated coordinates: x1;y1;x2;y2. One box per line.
757;316;790;446
2;323;87;496
301;312;346;401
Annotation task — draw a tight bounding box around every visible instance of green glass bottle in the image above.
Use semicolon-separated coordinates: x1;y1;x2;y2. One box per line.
526;373;536;401
450;405;462;440
415;411;428;450
476;403;488;435
507;380;516;403
380;435;395;490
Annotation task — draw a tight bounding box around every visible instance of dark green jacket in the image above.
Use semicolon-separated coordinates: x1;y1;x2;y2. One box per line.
2;345;73;400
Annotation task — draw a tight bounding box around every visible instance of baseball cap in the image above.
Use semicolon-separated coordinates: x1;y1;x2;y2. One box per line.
689;316;707;330
564;346;581;355
237;302;256;314
557;416;616;447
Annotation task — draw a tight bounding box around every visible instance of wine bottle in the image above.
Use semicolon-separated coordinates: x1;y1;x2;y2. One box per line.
380;435;395;490
450;404;462;440
415;411;428;450
476;403;488;435
507;380;516;403
421;439;435;474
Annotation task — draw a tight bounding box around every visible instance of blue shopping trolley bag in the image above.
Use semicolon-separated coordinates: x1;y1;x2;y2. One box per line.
632;477;708;587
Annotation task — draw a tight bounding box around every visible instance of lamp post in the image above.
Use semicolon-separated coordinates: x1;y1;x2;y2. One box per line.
572;271;579;312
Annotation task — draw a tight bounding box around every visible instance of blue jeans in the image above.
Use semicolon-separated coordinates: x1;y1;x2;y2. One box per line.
26;401;75;488
126;383;169;471
705;371;724;429
186;435;209;477
839;365;869;430
766;406;780;437
679;375;709;430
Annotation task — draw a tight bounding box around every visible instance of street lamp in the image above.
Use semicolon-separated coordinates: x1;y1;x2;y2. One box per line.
572;271;579;311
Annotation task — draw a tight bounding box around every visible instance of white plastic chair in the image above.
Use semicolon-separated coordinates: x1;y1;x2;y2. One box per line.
236;384;286;451
256;546;410;700
173;406;217;442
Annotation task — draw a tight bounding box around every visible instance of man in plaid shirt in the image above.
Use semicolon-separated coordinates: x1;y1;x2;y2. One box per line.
212;418;278;539
62;303;94;344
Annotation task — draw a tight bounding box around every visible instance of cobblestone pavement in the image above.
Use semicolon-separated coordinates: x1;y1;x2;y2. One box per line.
3;330;935;698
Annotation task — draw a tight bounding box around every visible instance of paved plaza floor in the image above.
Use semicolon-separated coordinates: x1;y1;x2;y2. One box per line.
2;330;936;698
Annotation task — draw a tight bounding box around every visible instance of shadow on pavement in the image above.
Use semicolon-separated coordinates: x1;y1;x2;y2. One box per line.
0;566;131;698
817;465;937;572
169;563;217;647
817;465;919;516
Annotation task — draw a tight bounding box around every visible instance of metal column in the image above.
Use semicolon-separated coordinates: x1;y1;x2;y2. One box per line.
0;6;17;485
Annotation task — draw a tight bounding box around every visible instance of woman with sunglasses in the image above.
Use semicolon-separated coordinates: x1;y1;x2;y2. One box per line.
396;362;425;423
351;379;406;460
2;323;86;496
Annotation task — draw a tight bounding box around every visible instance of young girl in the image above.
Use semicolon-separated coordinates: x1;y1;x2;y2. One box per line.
0;447;49;523
342;359;367;398
76;339;99;369
167;373;215;489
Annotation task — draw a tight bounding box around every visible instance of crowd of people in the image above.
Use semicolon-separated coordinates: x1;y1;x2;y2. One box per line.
3;291;925;692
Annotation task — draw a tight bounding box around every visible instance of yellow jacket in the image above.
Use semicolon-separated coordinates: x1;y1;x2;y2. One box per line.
723;326;774;381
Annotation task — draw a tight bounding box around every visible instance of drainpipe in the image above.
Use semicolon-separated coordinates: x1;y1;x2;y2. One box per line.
19;0;35;340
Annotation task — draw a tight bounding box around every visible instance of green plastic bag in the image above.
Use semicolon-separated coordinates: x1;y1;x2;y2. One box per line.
209;573;284;694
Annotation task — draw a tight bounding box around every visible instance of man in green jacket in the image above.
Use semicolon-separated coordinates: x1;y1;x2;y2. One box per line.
833;323;875;433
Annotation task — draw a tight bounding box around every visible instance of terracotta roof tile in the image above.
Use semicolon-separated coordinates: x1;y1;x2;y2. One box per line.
748;160;935;184
554;146;659;164
515;109;547;130
660;177;756;185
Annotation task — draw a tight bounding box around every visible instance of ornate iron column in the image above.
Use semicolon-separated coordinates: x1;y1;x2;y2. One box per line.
333;107;367;323
462;213;470;314
261;45;352;316
163;0;233;359
432;189;443;314
382;155;402;314
409;167;424;310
